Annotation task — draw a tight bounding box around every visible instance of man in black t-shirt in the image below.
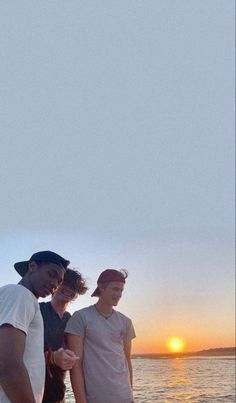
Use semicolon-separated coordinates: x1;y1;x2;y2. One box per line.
40;268;88;403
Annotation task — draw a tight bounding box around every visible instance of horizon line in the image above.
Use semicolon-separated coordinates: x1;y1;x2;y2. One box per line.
132;346;236;357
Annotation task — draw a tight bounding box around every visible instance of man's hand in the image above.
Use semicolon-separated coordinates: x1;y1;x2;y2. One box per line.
54;347;79;370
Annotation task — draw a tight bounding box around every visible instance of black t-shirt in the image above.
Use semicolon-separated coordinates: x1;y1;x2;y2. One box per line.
40;302;71;402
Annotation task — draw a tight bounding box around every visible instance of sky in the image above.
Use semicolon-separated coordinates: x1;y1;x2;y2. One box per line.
0;1;234;354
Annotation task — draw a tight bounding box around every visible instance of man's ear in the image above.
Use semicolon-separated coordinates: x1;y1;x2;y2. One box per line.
98;283;105;293
28;261;38;273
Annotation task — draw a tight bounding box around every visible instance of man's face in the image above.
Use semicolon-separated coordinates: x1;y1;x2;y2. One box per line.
29;262;65;298
53;284;78;303
100;281;124;306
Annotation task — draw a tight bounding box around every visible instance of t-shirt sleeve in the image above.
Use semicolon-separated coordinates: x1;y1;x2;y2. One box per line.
0;286;36;335
124;318;136;342
64;310;86;337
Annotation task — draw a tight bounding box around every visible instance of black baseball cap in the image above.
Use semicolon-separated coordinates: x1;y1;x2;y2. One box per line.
14;250;70;277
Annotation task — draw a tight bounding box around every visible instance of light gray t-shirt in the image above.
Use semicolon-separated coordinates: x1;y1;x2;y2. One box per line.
65;305;136;403
0;284;45;403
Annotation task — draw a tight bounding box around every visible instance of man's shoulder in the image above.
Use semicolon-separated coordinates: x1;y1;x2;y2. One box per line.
39;301;51;314
0;285;40;330
0;284;15;293
72;305;94;317
68;306;95;324
114;310;136;340
0;284;35;300
114;310;132;322
0;284;20;293
65;306;94;335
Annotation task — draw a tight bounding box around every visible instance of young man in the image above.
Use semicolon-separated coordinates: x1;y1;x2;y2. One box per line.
0;250;70;403
40;268;88;403
65;269;136;403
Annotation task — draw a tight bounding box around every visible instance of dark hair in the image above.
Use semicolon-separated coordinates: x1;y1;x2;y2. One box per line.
63;268;88;295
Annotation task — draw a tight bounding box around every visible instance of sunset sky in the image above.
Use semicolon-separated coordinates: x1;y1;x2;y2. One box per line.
0;1;234;354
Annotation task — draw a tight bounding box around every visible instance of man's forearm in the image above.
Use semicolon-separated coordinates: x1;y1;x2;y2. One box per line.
127;358;133;387
0;362;36;403
70;362;87;403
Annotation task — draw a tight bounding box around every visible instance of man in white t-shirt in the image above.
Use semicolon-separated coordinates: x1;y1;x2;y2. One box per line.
65;269;136;403
0;250;71;403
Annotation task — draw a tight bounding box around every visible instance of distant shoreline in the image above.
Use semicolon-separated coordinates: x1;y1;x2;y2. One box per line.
132;347;236;359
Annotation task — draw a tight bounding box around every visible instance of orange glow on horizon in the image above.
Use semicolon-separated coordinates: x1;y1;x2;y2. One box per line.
131;327;235;354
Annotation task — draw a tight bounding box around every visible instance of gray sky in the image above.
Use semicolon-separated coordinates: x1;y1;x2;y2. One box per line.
0;1;234;352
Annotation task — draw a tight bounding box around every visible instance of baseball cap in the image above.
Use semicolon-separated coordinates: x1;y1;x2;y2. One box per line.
91;269;127;297
14;250;70;277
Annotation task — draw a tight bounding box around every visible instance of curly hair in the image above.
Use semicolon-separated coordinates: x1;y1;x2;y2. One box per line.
63;268;88;295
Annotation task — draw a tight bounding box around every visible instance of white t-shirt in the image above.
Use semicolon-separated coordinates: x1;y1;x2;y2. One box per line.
0;284;45;403
65;305;136;403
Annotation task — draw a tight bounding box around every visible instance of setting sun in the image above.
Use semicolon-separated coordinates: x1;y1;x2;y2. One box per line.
167;338;185;353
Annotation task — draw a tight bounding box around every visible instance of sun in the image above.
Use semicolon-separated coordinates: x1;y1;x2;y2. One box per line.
167;337;185;353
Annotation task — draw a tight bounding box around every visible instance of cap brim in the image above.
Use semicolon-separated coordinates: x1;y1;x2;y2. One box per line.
91;287;100;297
14;261;29;277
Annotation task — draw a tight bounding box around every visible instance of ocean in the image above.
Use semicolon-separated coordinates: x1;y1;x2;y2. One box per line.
65;356;235;402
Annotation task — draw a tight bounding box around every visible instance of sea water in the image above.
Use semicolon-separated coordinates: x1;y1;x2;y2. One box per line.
65;356;235;402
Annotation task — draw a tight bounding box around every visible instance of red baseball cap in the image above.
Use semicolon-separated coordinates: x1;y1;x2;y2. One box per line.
91;269;127;297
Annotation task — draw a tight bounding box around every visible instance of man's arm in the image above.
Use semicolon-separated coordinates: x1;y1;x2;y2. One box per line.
0;325;36;403
65;333;87;403
124;340;133;387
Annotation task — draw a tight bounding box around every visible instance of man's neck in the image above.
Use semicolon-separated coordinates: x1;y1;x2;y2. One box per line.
95;300;113;316
51;299;68;318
